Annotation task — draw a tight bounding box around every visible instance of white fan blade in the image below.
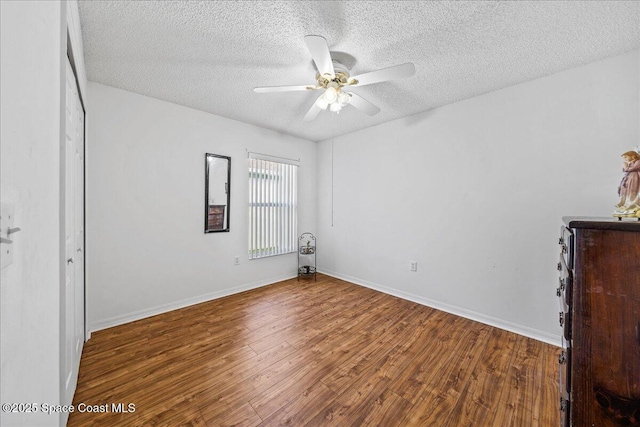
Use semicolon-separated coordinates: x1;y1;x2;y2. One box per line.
254;85;317;93
349;63;415;87
347;92;380;116
303;102;323;121
304;35;335;78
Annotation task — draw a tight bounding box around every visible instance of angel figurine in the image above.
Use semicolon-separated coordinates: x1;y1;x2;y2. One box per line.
613;150;640;219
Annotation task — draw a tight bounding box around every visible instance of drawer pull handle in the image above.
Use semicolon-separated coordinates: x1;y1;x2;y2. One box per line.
559;351;566;364
560;397;568;412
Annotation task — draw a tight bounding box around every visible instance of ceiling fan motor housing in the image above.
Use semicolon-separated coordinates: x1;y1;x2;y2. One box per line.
316;60;357;88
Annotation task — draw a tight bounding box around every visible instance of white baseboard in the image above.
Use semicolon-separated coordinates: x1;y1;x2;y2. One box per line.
318;269;561;347
89;273;296;334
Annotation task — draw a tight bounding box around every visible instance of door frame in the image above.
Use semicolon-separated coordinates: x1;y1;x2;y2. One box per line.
66;0;88;343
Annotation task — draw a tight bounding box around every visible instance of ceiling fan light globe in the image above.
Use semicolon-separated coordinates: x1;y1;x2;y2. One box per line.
329;102;342;113
315;96;329;110
323;87;338;103
337;91;351;107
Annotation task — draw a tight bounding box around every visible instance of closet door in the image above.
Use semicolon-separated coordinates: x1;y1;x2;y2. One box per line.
63;56;85;408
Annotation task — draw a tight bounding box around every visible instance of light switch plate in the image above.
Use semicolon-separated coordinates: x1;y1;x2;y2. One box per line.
1;202;15;269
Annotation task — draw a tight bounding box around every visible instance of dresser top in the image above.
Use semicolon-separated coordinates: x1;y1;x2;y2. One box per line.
563;216;640;231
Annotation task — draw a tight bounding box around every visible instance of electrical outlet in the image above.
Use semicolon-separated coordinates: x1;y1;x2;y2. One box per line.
234;256;240;265
410;261;417;272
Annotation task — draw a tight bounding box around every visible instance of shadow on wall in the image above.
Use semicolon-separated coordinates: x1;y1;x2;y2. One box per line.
401;108;438;127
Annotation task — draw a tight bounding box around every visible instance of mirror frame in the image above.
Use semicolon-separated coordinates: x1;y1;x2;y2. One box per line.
205;153;231;233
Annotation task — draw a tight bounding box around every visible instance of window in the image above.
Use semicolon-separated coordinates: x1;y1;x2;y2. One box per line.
248;154;298;259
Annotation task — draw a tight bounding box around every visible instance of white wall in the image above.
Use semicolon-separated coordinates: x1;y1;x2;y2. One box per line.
0;1;65;426
86;82;317;331
317;50;640;344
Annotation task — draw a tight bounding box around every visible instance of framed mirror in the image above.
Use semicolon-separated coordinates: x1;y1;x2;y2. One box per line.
205;153;231;233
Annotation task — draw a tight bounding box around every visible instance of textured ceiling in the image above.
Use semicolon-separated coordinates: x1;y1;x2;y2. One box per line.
78;1;640;142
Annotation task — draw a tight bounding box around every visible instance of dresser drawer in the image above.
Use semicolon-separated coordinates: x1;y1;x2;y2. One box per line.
557;255;573;307
559;340;571;392
208;205;225;215
557;250;573;341
558;226;574;269
208;216;224;229
559;341;571;427
560;394;571;427
557;292;569;319
558;308;571;341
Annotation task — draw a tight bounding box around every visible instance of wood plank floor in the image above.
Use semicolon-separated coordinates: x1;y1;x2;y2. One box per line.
69;274;559;426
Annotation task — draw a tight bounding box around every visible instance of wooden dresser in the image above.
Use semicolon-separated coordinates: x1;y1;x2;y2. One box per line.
207;205;226;231
557;217;640;426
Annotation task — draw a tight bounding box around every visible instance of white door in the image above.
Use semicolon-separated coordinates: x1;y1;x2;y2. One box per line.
63;57;85;408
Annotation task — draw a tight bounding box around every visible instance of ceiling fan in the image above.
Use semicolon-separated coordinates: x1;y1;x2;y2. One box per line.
254;35;416;121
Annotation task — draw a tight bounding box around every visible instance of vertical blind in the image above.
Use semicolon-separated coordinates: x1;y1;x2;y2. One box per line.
248;156;298;259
